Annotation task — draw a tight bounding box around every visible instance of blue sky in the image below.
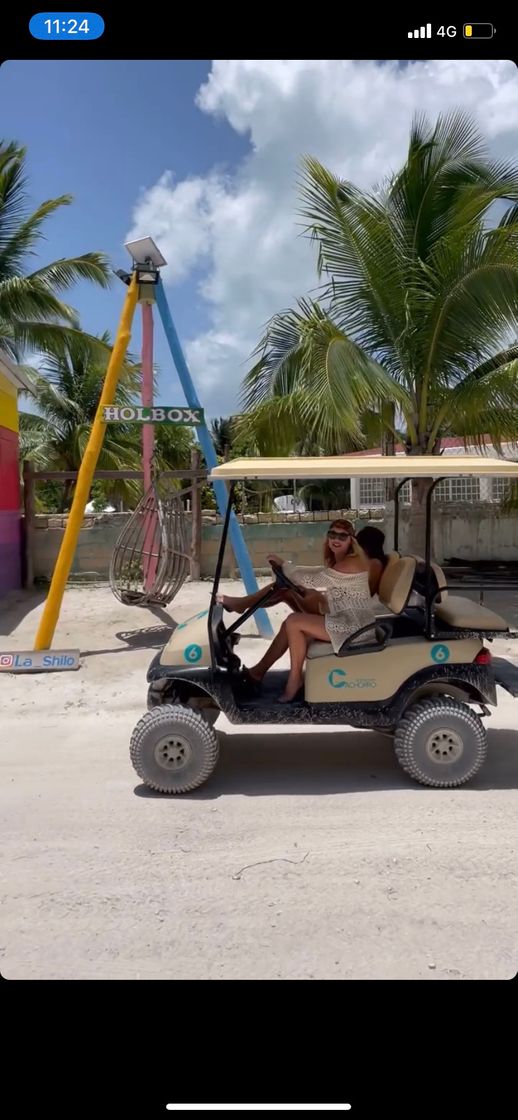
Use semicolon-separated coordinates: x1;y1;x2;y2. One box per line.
2;59;249;407
2;59;517;418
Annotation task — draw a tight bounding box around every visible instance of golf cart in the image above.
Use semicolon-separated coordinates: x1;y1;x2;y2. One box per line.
129;455;518;793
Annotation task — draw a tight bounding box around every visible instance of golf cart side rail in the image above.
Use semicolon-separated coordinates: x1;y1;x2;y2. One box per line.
208;480;235;667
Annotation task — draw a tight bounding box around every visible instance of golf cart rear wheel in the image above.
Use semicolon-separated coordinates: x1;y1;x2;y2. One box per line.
394;698;487;788
130;704;219;794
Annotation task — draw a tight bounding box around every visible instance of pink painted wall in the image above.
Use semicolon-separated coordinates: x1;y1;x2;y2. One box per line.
0;394;23;593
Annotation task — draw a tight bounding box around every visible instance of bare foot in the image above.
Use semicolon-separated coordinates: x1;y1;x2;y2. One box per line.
279;678;304;703
244;666;263;684
242;658;264;685
216;594;243;612
238;666;263;694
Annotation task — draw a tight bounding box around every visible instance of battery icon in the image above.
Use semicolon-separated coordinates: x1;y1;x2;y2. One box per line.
464;23;494;38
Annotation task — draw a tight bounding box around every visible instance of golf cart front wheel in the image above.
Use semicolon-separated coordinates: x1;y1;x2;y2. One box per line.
394;698;487;788
130;704;219;794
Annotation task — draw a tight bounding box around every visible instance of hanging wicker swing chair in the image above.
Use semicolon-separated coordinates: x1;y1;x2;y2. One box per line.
109;473;191;607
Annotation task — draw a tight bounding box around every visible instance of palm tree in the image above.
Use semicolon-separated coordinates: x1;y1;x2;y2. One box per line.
210;416;234;460
0;139;111;361
243;111;518;551
20;334;197;510
19;332;143;509
298;479;351;511
153;422;196;471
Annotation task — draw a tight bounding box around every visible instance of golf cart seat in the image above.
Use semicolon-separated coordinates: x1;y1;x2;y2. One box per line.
434;597;509;631
410;556;509;631
307;556;416;659
378;556;417;614
385;550;400;567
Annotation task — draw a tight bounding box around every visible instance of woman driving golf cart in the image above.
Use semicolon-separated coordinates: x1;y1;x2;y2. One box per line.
218;519;378;701
132;454;518;795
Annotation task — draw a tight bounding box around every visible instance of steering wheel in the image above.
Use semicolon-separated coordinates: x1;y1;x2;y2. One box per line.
269;560;301;593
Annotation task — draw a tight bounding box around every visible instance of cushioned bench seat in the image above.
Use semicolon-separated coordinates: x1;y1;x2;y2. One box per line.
435;595;509;632
307;641;335;659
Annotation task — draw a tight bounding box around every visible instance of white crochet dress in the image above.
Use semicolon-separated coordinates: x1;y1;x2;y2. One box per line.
282;562;377;653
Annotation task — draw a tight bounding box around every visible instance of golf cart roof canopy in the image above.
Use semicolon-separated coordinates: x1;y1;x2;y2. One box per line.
210;454;518;482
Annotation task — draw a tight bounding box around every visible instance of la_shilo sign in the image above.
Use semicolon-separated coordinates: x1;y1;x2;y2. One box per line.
0;649;80;673
102;406;204;425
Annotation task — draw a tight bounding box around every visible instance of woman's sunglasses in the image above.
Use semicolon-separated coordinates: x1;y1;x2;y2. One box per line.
327;530;352;542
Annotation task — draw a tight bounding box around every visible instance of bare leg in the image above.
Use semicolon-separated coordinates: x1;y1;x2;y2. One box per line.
218;586;309;613
247;620;289;681
281;590;308;613
217;584;276;612
244;598;328;687
280;613;330;701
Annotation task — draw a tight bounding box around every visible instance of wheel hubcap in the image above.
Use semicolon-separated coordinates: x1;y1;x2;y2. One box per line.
425;727;463;764
154;733;192;771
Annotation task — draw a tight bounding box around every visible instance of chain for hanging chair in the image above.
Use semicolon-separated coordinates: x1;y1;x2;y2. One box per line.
109;469;191;607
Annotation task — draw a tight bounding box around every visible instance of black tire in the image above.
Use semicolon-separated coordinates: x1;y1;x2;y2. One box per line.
394;697;487;788
130;704;219;794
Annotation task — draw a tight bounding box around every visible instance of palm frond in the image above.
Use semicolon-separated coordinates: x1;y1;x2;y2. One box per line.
0;140;113;372
0;197;72;274
1;322;124;364
437;359;518;450
0;275;79;324
29;253;112;291
299;158;406;365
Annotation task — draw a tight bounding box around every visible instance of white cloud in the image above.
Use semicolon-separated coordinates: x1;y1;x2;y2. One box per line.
126;59;518;415
128;172;217;282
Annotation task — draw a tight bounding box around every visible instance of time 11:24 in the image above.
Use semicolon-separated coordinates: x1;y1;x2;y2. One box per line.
44;19;90;34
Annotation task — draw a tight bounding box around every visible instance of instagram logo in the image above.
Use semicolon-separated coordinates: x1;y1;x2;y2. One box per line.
0;654;13;668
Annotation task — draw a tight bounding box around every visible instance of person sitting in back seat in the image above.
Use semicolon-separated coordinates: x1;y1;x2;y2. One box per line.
356;526;388;595
409;560;441;608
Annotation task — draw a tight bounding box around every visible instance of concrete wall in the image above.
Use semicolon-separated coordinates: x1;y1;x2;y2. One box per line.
30;503;518;583
384;504;518;563
33;513;131;582
32;510;348;581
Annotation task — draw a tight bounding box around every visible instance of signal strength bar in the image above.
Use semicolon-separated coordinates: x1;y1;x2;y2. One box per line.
408;23;432;38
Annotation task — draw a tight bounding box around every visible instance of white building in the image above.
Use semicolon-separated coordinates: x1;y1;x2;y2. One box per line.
346;438;518;508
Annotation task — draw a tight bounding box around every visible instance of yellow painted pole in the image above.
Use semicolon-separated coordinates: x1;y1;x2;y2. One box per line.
34;274;139;650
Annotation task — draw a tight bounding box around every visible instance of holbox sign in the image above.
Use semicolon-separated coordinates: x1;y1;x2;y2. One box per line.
102;406;204;425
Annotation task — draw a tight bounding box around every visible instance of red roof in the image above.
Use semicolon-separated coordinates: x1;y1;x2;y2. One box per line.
346;436;494;457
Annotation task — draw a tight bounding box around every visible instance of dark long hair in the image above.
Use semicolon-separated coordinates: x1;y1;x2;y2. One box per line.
356;526;387;568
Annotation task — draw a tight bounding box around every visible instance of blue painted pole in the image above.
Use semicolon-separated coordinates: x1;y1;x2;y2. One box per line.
155;278;273;638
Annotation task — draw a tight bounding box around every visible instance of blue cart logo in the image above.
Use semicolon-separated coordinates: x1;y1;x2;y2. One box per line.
176;610;208;633
184;644;202;663
328;668;376;689
431;644;450;663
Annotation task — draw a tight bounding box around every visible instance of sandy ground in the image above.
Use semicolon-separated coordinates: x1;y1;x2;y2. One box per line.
1;580;517;981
